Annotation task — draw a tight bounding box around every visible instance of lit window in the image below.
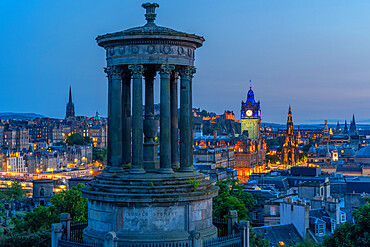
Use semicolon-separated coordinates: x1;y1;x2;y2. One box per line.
270;206;277;215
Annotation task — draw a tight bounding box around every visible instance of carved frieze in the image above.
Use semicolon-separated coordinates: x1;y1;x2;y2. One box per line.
106;44;194;59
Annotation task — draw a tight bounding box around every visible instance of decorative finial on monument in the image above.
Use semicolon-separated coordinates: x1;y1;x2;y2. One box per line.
249;80;252;89
142;2;159;26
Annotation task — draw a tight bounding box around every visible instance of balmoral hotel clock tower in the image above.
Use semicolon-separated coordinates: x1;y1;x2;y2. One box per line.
240;83;261;140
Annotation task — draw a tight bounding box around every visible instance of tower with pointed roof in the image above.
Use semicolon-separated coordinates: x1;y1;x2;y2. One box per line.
322;120;330;143
343;120;348;134
65;86;75;118
349;114;357;134
335;121;341;134
240;83;261;140
281;105;299;166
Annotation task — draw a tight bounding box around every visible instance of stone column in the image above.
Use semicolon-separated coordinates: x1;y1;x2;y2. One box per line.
179;66;196;172
128;64;145;174
121;70;131;167
104;66;123;172
159;64;175;174
143;69;159;171
189;68;196;167
170;71;179;170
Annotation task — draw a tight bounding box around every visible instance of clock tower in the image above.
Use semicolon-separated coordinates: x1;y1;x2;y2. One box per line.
240;85;261;140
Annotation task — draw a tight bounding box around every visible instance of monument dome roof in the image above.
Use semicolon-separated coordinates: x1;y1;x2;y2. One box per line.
355;146;370;158
96;3;204;48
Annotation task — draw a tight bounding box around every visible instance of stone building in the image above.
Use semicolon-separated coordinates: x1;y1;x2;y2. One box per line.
33;179;53;206
88;125;107;148
81;4;218;244
193;146;235;168
3;127;29;151
7;155;27;173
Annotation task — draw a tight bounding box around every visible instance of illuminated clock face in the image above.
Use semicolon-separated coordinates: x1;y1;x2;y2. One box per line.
246;110;253;117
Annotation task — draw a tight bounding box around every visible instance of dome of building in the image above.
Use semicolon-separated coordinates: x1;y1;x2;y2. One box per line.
96;3;204;49
247;87;254;99
355;146;370;158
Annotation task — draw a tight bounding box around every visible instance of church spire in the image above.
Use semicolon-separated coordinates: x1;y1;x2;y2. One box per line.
343;120;348;134
69;86;72;103
66;86;75;119
350;114;357;134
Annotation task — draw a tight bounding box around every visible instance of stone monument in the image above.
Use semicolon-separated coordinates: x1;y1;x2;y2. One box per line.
81;3;218;244
33;179;53;206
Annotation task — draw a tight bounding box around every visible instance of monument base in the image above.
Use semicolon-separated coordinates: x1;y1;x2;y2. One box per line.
81;171;218;244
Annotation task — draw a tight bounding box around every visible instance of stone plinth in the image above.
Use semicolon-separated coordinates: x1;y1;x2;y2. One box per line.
81;171;218;244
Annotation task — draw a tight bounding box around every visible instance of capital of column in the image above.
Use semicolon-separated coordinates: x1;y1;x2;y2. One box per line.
104;66;124;80
160;64;175;79
128;64;144;79
178;66;196;80
171;71;179;82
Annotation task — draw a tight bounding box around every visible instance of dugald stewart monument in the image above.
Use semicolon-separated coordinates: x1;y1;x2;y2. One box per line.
81;3;219;244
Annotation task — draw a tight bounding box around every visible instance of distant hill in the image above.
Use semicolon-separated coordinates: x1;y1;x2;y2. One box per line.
0;112;46;120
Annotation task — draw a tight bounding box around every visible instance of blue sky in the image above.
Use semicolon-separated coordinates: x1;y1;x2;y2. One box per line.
1;0;370;124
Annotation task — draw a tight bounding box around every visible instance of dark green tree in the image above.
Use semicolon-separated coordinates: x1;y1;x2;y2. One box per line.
93;147;107;162
0;180;26;201
200;109;208;117
65;133;91;145
213;179;256;220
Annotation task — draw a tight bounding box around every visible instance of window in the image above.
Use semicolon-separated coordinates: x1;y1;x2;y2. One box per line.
40;188;45;197
341;213;346;223
331;221;336;233
270;206;277;215
316;223;325;236
252;212;258;220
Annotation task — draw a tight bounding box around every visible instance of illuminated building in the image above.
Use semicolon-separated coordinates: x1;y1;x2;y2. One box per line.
321;120;330;144
7;155;27;173
4;127;29;151
66;86;75;119
233;86;266;182
281;105;299;167
240;84;261;140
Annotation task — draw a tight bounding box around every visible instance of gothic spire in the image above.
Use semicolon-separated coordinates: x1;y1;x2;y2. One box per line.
66;86;75;118
350;114;357;134
288;105;292;123
69;86;72;103
344;120;348;134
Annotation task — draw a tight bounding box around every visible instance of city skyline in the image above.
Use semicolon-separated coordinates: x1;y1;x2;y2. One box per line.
1;0;370;124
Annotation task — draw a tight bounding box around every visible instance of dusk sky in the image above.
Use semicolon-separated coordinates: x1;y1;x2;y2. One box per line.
1;0;370;124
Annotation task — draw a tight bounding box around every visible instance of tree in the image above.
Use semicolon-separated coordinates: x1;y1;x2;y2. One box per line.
302;144;312;154
322;199;370;247
266;154;280;164
213;179;256;220
200;109;208;117
0;180;26;201
49;183;88;221
93;147;107;162
65;133;91;145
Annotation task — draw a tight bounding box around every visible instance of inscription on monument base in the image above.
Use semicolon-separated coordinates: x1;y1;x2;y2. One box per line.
117;206;186;232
